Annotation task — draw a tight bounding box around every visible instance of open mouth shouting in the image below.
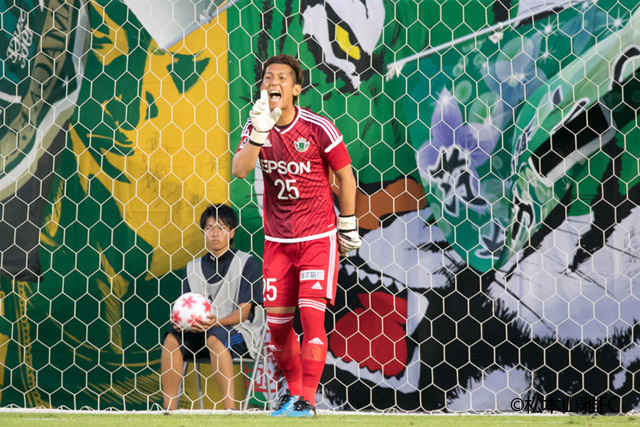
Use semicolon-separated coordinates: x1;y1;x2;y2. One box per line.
268;90;282;106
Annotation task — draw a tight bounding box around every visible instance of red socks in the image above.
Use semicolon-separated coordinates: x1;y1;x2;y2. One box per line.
267;312;302;396
299;298;328;406
267;299;328;406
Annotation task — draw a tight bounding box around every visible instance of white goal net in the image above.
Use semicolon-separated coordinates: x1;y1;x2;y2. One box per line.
1;0;639;413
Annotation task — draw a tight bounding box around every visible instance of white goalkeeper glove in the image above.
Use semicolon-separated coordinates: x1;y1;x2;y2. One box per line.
337;215;361;255
249;89;282;146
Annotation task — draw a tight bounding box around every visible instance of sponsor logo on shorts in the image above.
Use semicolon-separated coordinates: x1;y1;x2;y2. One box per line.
300;270;324;281
311;282;323;290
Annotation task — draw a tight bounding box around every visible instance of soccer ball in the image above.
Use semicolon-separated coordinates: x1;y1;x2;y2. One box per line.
171;292;212;331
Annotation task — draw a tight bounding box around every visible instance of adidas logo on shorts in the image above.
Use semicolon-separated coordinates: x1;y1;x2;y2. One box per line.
311;282;323;290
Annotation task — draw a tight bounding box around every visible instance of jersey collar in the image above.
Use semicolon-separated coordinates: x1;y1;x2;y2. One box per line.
275;106;300;134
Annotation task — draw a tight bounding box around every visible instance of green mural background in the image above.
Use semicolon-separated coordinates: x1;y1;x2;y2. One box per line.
1;0;231;408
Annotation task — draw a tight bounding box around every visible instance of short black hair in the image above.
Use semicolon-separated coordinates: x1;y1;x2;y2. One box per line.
200;204;238;233
261;54;303;103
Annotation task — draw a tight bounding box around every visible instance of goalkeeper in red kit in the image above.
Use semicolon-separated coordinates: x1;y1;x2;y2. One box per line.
232;54;360;417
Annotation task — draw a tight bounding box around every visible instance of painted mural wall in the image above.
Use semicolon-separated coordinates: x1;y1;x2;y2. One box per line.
1;0;639;412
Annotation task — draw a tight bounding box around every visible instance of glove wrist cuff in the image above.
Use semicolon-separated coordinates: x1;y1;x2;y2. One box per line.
337;215;356;230
249;129;268;146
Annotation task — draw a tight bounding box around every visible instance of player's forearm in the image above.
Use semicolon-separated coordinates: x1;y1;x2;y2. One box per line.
335;166;357;216
232;145;261;178
334;165;362;255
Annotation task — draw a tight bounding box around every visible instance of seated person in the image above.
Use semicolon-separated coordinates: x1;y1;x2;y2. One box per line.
161;204;263;410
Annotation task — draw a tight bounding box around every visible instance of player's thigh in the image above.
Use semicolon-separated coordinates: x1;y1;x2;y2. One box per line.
210;327;250;359
297;234;339;304
166;328;207;359
263;240;298;307
206;325;231;348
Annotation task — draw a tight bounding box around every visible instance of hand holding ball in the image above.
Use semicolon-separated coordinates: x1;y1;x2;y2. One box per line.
171;292;212;331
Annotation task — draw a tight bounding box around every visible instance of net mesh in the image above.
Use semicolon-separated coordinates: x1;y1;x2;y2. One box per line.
0;0;639;413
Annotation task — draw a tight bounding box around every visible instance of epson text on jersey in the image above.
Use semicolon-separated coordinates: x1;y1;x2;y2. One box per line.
260;159;311;175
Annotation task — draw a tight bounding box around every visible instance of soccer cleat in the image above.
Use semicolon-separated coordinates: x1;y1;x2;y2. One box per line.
270;392;298;417
289;397;316;418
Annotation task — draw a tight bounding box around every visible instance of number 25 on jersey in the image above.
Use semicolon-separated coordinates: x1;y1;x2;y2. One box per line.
274;179;299;200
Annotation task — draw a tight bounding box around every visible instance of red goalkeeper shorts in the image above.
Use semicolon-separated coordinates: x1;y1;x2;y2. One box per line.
263;233;339;307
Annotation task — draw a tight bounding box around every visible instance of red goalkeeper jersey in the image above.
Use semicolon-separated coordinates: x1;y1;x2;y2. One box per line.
238;106;352;242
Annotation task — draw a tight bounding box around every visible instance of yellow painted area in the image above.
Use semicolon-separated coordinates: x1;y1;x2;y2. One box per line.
14;281;48;408
336;25;361;60
72;9;230;278
0;333;8;403
41;180;63;247
96;243;129;353
90;371;163;406
180;362;249;410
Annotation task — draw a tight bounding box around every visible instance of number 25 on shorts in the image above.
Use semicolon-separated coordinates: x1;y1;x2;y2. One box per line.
264;277;277;302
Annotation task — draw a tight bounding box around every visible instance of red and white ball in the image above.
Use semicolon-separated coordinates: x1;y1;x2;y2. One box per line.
171;292;212;331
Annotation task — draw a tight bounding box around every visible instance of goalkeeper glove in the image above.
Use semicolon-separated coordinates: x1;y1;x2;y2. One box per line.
337;215;361;255
249;89;282;146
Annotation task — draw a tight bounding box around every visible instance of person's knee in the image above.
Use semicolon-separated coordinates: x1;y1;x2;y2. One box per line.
266;312;295;346
207;335;228;355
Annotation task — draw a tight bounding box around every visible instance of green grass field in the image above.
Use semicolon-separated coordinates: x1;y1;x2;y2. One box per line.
0;412;637;427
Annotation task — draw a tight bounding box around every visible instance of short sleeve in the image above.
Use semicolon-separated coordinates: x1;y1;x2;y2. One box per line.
324;139;351;172
311;115;351;172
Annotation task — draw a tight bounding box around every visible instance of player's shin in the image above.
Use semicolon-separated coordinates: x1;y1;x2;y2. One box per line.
267;312;303;397
299;299;328;406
